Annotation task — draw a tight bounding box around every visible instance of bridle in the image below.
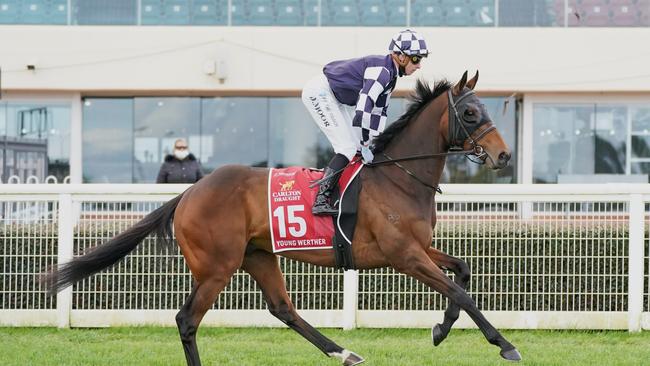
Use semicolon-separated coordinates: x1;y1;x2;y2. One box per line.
366;88;497;193
446;89;495;164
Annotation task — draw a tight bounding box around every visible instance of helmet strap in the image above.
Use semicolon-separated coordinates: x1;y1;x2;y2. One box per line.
391;53;408;77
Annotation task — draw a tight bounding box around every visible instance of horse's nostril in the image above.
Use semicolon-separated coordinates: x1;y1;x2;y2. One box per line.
498;152;511;162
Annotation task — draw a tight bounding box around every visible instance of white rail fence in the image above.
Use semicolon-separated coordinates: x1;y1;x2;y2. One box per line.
0;175;71;184
0;184;649;331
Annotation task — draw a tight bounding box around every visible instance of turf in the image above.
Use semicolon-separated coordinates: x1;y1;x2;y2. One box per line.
0;327;648;365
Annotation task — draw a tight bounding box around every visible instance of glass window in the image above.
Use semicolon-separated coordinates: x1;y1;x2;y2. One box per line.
631;107;650;133
632;135;650;158
79;95;522;184
594;105;626;174
630;106;650;178
320;1;351;26
443;96;518;183
533;104;596;183
1;103;70;183
632;162;650;175
200;98;269;171
269;98;332;168
0;104;6;136
534;103;650;183
134;98;201;183
498;0;558;27
567;0;650;27
73;0;137;25
83;98;134;183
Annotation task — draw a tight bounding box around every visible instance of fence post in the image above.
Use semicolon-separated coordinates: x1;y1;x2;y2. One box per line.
57;193;73;328
628;194;643;332
342;269;358;330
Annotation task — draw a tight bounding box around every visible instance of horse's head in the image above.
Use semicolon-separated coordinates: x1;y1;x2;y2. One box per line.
442;71;511;170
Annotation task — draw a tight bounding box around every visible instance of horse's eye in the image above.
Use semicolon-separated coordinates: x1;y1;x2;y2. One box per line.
464;109;478;122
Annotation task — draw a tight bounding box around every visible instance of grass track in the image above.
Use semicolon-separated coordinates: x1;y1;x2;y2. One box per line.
1;327;648;365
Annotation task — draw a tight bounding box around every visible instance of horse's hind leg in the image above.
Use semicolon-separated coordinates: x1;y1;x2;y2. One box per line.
241;247;365;366
176;272;237;366
426;247;471;346
175;243;242;366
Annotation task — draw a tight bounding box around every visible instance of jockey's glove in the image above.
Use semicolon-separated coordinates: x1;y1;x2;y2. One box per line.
361;145;374;164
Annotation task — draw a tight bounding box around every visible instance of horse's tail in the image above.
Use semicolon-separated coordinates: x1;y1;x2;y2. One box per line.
44;193;184;294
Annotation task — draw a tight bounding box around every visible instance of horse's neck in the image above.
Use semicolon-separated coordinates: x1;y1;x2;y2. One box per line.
380;96;447;205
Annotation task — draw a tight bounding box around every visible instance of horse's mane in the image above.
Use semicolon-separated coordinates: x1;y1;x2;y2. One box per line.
372;79;452;153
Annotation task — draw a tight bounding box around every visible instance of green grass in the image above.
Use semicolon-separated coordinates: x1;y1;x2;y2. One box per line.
0;327;648;365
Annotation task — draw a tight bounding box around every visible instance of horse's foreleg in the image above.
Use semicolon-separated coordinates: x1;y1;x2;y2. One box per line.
394;248;521;361
241;248;365;366
426;247;471;346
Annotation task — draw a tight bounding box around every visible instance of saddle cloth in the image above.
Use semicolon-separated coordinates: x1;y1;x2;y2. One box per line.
268;160;363;253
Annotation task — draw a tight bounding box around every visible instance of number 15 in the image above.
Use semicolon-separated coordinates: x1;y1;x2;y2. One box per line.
273;205;307;238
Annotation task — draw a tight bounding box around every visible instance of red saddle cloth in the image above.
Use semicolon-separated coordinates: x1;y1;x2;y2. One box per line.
268;160;363;253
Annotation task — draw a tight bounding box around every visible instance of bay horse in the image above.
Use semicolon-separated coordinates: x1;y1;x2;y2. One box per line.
45;71;521;365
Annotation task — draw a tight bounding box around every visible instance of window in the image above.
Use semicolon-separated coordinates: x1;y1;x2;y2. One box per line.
80;95;516;183
269;98;332;168
533;102;650;183
1;103;71;183
134;98;200;183
534;104;596;183
595;105;626;174
200;98;269;171
83;98;134;183
630;106;650;174
498;0;557;27
73;0;137;25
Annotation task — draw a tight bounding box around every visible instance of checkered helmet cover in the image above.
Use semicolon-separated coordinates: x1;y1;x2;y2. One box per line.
388;29;429;56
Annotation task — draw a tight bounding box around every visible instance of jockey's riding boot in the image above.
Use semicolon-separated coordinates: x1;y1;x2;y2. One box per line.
312;167;341;216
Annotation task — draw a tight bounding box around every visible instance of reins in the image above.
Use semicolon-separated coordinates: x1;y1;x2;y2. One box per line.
364;147;474;166
310;88;497;193
365;88;496;193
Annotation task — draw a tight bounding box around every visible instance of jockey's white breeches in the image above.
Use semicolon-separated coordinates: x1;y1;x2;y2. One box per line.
302;74;361;161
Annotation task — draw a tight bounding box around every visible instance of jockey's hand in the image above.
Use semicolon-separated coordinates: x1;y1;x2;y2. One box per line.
361;145;374;163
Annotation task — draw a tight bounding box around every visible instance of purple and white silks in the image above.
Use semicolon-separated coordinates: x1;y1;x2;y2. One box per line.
323;55;398;146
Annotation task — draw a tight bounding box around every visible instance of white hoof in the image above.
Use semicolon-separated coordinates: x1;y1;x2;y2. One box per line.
328;349;365;366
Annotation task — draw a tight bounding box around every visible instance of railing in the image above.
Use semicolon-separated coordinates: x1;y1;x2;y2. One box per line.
0;0;648;28
0;175;71;184
0;183;649;331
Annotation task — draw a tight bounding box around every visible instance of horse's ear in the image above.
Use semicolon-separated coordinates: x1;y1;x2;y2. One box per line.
466;70;479;90
453;71;468;95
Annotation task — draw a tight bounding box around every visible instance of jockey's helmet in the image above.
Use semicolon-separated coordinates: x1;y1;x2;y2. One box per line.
388;29;429;57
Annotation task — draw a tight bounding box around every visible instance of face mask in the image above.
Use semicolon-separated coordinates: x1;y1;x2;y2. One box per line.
174;149;189;160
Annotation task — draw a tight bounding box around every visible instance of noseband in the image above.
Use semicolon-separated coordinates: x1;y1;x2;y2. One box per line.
366;88;497;193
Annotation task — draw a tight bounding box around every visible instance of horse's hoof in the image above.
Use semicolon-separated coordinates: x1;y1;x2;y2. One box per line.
342;351;365;366
500;347;522;362
431;324;446;346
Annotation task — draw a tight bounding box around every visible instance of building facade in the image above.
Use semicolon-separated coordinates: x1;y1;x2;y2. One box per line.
1;0;649;184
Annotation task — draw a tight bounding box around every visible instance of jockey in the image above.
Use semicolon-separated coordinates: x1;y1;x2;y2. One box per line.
302;29;428;215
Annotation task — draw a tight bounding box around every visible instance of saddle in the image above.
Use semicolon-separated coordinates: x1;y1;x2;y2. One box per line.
267;160;363;270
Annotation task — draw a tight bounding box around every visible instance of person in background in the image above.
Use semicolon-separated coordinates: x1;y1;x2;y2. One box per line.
156;138;204;183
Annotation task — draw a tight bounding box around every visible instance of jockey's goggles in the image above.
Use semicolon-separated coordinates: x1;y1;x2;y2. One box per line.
409;55;424;64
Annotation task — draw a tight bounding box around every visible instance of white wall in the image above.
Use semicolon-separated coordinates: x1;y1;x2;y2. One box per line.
1;26;650;94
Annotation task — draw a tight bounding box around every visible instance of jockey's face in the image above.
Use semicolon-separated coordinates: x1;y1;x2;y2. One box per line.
404;58;421;75
398;54;422;76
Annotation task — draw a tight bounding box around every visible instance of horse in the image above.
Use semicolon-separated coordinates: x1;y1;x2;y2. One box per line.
44;71;520;365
